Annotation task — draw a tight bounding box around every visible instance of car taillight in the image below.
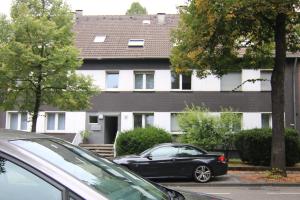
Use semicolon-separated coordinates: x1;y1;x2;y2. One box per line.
218;155;226;163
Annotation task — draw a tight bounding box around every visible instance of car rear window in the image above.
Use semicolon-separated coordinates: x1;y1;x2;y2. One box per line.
11;139;168;200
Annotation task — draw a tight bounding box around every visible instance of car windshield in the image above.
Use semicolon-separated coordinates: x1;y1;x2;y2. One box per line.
10;139;169;200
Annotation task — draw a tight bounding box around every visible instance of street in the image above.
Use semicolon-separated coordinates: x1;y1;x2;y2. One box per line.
171;186;300;200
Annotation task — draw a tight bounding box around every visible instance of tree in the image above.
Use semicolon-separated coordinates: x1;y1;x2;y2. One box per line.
126;2;147;15
0;0;99;132
171;0;300;175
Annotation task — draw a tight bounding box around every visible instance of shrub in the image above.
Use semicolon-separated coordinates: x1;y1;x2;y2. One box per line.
178;106;241;150
116;127;172;156
234;128;300;166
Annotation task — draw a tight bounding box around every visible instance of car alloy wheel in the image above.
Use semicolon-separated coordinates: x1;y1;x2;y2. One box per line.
194;165;212;183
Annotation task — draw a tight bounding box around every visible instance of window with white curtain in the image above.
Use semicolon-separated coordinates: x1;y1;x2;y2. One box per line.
261;70;272;91
221;72;242;91
46;113;65;131
9;113;18;130
134;72;154;89
9;112;28;131
106;72;119;89
171;113;181;132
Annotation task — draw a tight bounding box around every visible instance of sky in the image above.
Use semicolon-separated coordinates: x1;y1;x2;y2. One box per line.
0;0;188;16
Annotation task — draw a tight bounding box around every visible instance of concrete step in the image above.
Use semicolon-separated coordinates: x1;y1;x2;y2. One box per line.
80;144;114;159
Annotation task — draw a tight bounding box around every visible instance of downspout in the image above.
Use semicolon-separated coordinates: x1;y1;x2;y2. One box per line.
293;57;298;129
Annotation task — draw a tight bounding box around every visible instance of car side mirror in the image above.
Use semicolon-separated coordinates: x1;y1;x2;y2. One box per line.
146;155;152;160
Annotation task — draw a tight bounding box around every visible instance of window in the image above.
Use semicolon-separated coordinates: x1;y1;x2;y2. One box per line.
150;146;178;157
128;39;144;47
89;116;98;124
46;113;65;131
261;113;272;128
8;112;28;131
0;157;62;200
261;70;272;91
171;72;191;90
134;113;154;128
221;72;241;91
220;112;242;132
134;72;154;89
177;146;203;157
106;72;119;89
93;35;106;43
171;113;181;132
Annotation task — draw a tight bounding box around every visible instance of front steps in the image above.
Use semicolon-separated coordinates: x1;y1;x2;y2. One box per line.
80;144;114;159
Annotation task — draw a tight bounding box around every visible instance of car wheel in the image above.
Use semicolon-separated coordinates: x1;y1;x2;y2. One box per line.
193;165;212;183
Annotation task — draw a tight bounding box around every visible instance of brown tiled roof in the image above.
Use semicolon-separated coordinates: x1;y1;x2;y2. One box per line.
73;14;179;59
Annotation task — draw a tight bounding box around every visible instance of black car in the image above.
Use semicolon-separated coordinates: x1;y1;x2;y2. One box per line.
113;143;228;183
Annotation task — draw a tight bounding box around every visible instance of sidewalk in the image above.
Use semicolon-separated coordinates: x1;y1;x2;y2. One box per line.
160;171;300;187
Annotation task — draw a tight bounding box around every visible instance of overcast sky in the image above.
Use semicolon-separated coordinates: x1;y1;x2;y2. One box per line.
0;0;187;16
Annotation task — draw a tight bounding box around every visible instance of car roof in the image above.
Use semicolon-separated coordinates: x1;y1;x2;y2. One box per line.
0;129;53;141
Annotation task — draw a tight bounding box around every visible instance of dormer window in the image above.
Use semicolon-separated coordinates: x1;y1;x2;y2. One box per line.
94;35;106;43
128;39;144;47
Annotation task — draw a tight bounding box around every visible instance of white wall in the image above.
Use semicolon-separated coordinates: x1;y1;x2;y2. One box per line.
242;69;261;91
77;70;105;89
65;112;86;133
120;112;133;131
243;113;261;129
154;112;171;132
192;73;221;91
155;70;171;91
119;70;134;91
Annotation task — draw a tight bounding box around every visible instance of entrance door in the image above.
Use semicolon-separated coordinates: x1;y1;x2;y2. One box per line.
104;116;118;144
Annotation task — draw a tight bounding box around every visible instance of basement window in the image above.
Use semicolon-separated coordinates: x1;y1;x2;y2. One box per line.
94;35;106;43
128;39;144;47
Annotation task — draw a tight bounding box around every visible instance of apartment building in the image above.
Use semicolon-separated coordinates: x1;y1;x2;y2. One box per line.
2;12;299;144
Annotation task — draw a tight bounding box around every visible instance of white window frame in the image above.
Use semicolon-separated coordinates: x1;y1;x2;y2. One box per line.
171;73;192;91
128;39;145;47
170;112;182;133
88;115;99;124
7;112;29;131
261;112;272;128
45;112;66;132
134;71;155;91
260;69;272;91
105;71;119;90
133;113;154;128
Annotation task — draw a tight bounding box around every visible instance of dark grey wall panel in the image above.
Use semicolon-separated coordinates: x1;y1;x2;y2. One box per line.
0;112;5;128
88;91;272;112
79;59;171;70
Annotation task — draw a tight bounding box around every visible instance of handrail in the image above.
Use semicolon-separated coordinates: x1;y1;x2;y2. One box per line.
72;131;83;145
113;131;120;157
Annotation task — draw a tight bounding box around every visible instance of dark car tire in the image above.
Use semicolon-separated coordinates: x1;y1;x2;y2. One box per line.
193;165;212;183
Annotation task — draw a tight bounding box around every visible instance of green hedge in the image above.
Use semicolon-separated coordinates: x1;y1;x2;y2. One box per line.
116;127;172;156
234;128;300;166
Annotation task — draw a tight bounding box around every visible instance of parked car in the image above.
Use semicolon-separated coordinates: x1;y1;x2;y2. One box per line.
113;143;228;183
0;129;224;200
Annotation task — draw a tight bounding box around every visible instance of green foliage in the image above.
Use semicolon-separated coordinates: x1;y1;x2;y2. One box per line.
234;128;300;166
0;0;99;130
178;106;241;150
116;127;172;156
126;2;147;15
171;0;300;75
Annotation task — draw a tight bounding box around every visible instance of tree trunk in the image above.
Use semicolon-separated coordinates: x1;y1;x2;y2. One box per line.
31;70;42;133
271;13;287;176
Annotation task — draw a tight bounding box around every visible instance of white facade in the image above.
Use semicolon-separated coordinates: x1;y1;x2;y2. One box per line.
6;111;86;134
77;69;271;92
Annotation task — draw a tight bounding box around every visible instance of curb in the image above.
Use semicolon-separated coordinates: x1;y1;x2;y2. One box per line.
228;166;300;171
161;182;300;187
